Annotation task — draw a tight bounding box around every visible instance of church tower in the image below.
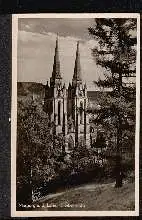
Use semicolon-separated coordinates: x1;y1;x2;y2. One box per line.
69;41;90;147
44;36;67;136
44;38;91;152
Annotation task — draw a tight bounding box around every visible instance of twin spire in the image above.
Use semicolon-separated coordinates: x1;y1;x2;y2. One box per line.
52;36;82;82
73;41;82;81
52;35;61;79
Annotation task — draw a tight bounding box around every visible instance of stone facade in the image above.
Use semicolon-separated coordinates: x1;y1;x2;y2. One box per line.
44;37;90;152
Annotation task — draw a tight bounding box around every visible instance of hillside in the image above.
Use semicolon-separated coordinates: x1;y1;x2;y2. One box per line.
32;179;135;211
17;82;106;101
17;82;45;97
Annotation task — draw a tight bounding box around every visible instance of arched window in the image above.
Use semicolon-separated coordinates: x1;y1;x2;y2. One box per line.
58;101;61;125
80;101;83;124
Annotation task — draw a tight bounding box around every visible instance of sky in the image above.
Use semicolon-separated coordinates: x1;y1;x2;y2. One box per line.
17;18;136;91
17;18;106;91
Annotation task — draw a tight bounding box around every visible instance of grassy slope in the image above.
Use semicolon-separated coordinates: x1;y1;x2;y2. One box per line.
34;181;135;211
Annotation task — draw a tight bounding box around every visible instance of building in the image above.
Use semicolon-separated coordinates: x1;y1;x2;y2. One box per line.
43;37;90;152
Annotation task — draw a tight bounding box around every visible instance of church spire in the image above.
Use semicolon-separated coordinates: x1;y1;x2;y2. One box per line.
52;35;62;79
73;41;82;82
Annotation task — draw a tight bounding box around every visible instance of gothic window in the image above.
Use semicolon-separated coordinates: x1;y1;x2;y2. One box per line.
58;101;61;125
80;101;83;124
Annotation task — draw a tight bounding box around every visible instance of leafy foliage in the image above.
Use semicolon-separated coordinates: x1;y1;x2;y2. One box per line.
17;94;102;203
17;96;66;202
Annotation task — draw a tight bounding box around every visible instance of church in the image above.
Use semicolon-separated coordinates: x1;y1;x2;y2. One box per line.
43;37;91;152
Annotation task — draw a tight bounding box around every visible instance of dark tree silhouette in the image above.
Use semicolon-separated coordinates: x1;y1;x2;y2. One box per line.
88;18;137;187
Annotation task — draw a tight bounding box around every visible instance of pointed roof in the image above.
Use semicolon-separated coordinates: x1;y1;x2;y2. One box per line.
73;41;82;81
52;35;62;79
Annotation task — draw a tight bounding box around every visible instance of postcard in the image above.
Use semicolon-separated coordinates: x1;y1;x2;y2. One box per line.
11;13;140;217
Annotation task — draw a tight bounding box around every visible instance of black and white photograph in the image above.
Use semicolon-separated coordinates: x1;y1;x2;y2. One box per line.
11;14;140;217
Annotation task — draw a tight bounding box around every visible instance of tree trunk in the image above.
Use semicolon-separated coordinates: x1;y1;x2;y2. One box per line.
115;72;123;188
115;119;123;188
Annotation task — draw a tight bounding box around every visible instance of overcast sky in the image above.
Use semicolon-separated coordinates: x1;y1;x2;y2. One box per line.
17;18;135;91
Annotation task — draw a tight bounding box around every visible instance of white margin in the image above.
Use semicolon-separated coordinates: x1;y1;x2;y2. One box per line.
135;13;140;216
11;13;140;217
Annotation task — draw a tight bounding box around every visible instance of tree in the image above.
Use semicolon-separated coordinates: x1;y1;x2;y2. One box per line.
17;96;68;203
88;18;137;187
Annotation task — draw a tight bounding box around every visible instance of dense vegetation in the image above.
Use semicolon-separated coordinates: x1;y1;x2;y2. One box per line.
17;86;135;207
88;18;136;187
17;85;104;205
